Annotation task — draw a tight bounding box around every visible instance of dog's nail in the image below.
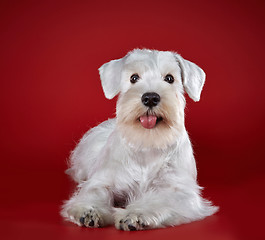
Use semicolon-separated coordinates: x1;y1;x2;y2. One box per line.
79;217;85;225
128;224;137;231
119;225;124;231
89;220;95;227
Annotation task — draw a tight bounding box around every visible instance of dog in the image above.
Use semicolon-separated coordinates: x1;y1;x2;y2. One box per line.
61;49;218;231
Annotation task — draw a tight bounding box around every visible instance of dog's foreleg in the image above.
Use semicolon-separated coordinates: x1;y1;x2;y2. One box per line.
114;187;217;231
61;183;114;227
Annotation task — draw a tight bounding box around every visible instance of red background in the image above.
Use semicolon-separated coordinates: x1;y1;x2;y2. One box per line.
1;0;265;239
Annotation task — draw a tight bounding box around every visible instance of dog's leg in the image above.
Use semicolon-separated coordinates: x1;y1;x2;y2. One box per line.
61;183;114;227
114;191;172;231
114;186;217;231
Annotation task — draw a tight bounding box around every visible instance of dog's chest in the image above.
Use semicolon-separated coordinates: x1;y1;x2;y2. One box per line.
113;149;168;190
110;150;170;208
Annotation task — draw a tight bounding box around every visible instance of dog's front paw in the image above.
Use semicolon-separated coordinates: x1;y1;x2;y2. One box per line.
115;214;149;231
66;206;103;228
79;207;102;228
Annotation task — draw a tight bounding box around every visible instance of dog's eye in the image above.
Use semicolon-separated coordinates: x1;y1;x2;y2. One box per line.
130;74;140;84
164;74;174;84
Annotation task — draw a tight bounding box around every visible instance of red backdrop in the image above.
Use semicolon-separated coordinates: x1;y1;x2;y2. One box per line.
1;1;264;239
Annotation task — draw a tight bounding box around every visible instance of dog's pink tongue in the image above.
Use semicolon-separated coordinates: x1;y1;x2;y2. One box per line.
140;115;157;129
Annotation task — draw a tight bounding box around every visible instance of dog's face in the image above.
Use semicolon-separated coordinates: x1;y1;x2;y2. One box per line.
99;49;205;149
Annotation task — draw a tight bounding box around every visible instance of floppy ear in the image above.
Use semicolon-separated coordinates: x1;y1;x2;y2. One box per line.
98;58;123;99
175;54;206;102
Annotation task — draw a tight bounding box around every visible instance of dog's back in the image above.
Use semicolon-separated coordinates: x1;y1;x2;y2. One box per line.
66;118;116;183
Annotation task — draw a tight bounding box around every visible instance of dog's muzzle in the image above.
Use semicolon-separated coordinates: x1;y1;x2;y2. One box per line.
140;92;162;129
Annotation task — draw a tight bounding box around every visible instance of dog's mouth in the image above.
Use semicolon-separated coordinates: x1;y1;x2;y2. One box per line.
138;114;163;129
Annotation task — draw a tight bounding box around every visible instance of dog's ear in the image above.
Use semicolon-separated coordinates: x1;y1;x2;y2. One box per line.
175;54;206;102
98;58;123;99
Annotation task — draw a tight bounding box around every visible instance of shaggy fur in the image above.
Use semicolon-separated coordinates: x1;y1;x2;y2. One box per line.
61;49;218;231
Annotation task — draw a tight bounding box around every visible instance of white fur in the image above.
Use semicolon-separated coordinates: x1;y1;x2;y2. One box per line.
61;49;218;231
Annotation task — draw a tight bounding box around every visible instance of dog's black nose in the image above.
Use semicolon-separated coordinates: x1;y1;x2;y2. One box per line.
141;92;160;108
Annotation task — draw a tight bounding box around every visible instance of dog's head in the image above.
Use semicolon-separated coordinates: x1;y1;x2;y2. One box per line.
99;49;205;149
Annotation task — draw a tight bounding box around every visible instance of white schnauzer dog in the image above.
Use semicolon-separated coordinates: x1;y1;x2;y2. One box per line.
61;49;218;231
